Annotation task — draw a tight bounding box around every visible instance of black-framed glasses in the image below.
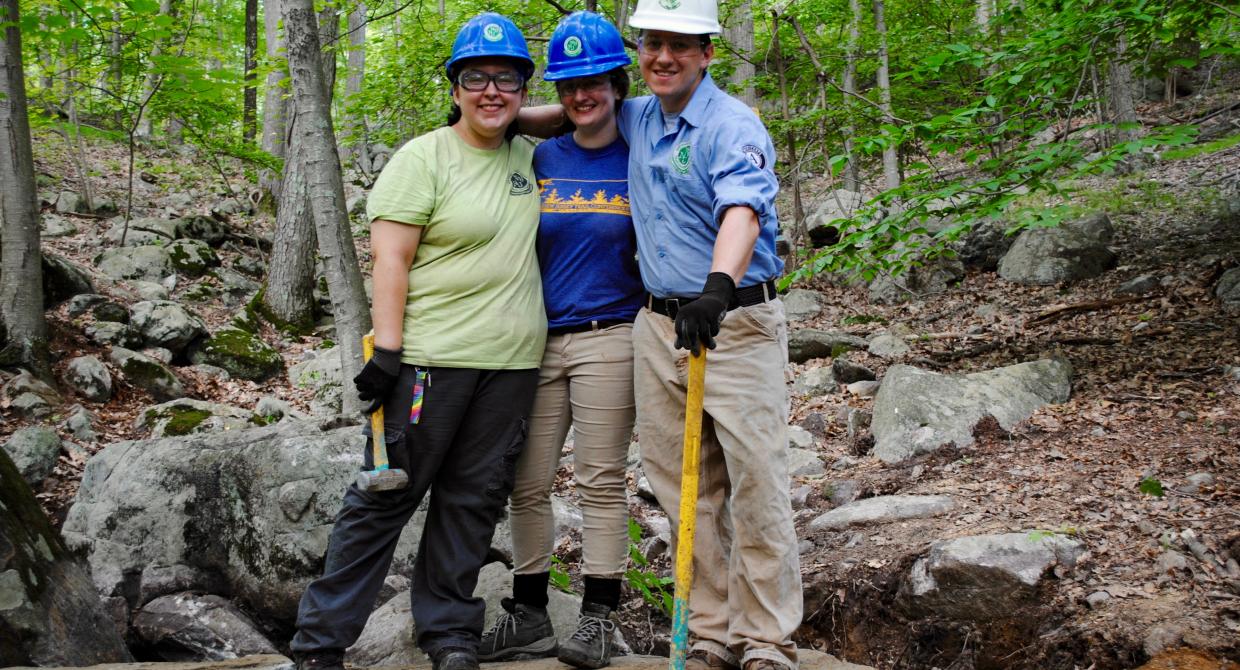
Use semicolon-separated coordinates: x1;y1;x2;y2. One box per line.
458;69;525;93
556;75;610;97
638;35;708;57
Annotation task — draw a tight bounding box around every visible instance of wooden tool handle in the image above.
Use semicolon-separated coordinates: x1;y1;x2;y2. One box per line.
362;334;389;470
669;349;707;670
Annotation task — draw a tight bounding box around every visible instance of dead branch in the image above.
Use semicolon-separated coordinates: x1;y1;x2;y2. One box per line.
1026;295;1153;326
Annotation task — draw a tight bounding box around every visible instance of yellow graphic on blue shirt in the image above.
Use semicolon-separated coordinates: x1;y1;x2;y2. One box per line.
538;178;630;216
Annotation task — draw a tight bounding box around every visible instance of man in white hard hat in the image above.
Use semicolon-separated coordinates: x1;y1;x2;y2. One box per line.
618;1;801;670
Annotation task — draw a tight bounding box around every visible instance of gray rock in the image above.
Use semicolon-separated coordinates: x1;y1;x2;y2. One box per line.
146;347;175;363
491;496;583;564
809;495;955;531
176;216;232;244
1086;590;1112;609
1;448;133;664
869;256;965;305
95;246;175;282
1142;623;1186;657
41;213;78;237
477;562;585;649
955;217;1014;272
92;301;129;324
872;358;1072;463
1155;550;1189;573
3;372;61;419
109;347;186;401
1216;268;1240;312
345;591;427;667
790;485;813;510
84;321;144;349
831;358;875;384
346;192;368;217
9;393;56;420
213;268;262;304
1115;274;1159;296
67;294;107;318
3;426;62;486
105;217;180;246
782;289;823;322
43;253;95;307
792;367;836;396
804;189;863;247
788;329;868;363
289;347;343;390
998;213;1117;285
62;422;366;624
136;398;258;437
824;480;861;507
900;532;1085;621
845;408;871;439
1178;472;1215;494
131;300;209;353
188;328;285;382
65;355;113;402
867;333;910;358
55;190;86;214
787;425;814;449
133;593;277;661
846;380;881;398
130;280;171;301
787;448;825;477
232;255;266;279
160;193;195;214
167;239;221;278
254;396;298;422
65;405;98;442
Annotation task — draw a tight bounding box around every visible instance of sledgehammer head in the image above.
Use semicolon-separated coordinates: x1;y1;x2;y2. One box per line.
356;467;410;492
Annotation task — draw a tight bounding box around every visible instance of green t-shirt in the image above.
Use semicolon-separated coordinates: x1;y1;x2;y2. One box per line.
366;126;546;369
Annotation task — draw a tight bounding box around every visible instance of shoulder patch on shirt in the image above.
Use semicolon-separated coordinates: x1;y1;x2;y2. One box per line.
741;144;767;170
510;172;533;195
672;142;692;175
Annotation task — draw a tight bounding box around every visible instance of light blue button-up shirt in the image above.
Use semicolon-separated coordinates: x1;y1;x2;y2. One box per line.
616;73;783;298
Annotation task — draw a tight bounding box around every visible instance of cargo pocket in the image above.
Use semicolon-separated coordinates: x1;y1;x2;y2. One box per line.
484;417;528;503
360;365;419;472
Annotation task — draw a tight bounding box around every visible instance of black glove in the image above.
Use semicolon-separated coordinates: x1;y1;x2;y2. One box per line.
674;272;735;356
354;345;402;415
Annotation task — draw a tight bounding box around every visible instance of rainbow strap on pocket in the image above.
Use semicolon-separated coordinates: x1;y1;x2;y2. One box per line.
409;369;427;424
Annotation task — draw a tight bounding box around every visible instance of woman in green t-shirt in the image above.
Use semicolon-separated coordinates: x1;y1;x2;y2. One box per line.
290;14;545;670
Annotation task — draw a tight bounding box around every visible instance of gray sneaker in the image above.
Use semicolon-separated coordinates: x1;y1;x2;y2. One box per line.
479;597;557;662
556;602;617;669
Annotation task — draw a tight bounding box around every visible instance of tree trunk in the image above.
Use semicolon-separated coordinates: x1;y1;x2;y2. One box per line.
244;0;258;142
770;11;804;261
259;0;287;203
1107;34;1139;144
0;0;51;380
318;2;338;96
614;0;629;39
282;0;370;413
842;0;861;191
873;0;900;191
342;2;370;174
136;0;176;138
723;0;756;107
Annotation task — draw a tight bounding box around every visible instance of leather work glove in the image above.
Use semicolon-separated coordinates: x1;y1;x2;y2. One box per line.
354;345;402;415
674;272;736;356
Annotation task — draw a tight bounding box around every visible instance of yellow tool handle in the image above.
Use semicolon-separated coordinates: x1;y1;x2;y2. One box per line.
669;349;707;670
362;334;389;470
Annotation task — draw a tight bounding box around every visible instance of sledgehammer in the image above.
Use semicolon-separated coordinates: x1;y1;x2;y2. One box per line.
357;334;410;492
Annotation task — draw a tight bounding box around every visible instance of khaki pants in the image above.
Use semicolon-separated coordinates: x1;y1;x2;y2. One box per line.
511;324;635;578
634;301;801;669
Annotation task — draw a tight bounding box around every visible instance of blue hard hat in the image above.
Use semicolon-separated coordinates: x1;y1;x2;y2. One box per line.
446;12;535;80
544;11;631;82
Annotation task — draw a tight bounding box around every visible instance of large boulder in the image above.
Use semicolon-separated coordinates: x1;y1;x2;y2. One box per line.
42;253;95;307
997;213;1117;285
0;448;132;666
135;398;260;437
109;347;186;401
1215;267;1240;313
188;328;285;382
810;495;956;531
130;300;209;354
64;355;113;403
872;359;1072;463
898;532;1085;621
954;217;1015;272
868;255;965;305
804;189;863;247
95;246;175;282
2;426;61;486
782;289;824;323
2;372;61;420
787;329;868;364
132;592;278;661
105;217;181;246
167;239;221;278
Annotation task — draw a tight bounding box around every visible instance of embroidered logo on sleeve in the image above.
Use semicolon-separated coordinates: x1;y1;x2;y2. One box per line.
741;144;767;170
510;172;534;195
564;36;583;57
671;142;692;174
483;24;504;41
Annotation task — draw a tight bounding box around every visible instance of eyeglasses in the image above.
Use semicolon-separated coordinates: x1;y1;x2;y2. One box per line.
638;35;707;57
556;76;610;97
457;69;525;93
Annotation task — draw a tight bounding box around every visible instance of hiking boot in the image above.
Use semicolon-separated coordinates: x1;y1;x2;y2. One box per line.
685;650;740;670
433;648;479;670
478;597;557;661
295;650;345;670
557;602;618;669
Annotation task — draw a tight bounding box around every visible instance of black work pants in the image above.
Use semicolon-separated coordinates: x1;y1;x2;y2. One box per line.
291;365;538;658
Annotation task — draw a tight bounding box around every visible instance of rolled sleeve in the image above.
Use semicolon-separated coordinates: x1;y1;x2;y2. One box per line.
365;141;435;227
706;115;778;228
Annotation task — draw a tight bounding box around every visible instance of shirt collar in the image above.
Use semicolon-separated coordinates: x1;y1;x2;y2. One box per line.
679;72;718;128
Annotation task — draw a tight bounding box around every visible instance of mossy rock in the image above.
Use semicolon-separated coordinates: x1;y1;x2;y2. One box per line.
188;327;285;381
108;347;185;401
167;239;220;278
136;398;256;437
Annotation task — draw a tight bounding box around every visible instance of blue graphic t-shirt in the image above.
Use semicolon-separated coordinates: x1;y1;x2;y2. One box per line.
534;134;644;330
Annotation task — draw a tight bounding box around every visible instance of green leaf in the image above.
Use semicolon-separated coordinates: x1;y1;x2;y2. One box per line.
1138;477;1165;497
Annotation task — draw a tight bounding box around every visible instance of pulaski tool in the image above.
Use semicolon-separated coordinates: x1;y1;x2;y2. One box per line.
357;334;411;492
669;348;707;670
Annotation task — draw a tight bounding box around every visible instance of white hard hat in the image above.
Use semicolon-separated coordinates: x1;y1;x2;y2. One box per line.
629;0;721;36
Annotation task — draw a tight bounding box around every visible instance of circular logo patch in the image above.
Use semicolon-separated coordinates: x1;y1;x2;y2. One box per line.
483;23;504;41
671;142;692;174
658;0;681;9
563;36;583;57
741;144;767;169
509;172;533;195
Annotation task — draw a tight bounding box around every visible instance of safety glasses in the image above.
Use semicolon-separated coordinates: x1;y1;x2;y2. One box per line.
458;69;525;93
638;35;708;57
556;76;610;97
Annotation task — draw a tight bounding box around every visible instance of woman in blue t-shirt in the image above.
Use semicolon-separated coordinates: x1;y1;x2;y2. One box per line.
479;11;641;670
